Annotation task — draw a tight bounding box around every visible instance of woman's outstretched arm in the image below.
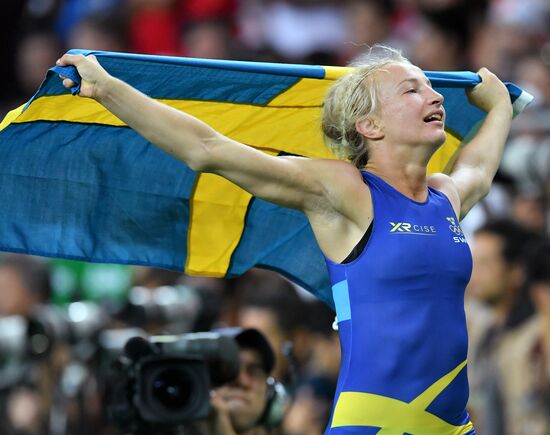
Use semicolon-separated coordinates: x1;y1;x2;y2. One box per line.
56;53;336;212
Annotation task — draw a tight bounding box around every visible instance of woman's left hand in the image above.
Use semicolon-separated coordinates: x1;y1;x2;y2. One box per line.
467;68;512;115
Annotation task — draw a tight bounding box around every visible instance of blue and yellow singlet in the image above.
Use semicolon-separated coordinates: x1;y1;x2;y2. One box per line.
323;171;475;435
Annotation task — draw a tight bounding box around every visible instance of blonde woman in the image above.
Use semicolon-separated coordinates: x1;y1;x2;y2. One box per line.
57;46;512;434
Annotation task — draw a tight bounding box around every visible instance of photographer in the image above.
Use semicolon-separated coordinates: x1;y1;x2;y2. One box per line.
188;328;284;435
0;254;53;435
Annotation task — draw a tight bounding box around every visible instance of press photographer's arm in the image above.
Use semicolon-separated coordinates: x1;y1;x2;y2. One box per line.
190;392;238;435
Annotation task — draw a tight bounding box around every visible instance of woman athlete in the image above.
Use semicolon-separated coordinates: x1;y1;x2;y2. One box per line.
57;46;512;434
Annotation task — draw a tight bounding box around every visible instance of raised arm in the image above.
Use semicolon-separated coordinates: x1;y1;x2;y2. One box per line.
447;68;513;219
56;53;334;212
56;53;375;262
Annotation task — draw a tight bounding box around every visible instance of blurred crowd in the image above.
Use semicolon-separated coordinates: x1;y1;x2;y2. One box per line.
0;0;549;434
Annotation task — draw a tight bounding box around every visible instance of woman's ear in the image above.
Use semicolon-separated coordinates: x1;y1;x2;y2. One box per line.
355;116;384;141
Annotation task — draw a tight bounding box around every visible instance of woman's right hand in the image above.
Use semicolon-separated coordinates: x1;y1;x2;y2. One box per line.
56;54;110;100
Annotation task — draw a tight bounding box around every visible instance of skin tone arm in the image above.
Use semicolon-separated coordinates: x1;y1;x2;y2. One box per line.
191;392;238;435
429;68;513;219
56;54;324;210
55;54;370;262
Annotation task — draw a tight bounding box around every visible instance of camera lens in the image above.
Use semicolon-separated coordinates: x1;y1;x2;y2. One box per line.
152;368;193;411
136;356;212;423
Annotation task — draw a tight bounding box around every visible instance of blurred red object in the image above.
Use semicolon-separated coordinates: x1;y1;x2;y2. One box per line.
129;6;180;55
178;0;236;22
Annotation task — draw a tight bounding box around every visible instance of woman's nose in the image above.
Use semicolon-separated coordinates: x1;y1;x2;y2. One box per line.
431;89;444;105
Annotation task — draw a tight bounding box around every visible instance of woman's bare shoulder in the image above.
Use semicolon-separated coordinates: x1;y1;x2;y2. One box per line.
290;157;365;183
296;158;373;262
300;158;367;196
297;157;372;222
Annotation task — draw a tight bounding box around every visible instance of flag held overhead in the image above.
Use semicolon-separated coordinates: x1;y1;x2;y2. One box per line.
0;50;533;308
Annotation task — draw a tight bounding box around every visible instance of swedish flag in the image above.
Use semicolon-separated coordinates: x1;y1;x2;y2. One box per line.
0;50;532;307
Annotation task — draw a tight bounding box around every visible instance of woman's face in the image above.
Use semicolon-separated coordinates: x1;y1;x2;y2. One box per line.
374;63;447;149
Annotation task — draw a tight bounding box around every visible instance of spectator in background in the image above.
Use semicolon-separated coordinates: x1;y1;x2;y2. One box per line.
341;0;402;64
283;300;339;435
514;54;550;108
467;219;539;434
181;18;235;59
490;241;550;435
189;327;287;435
299;300;340;383
410;18;466;71
469;0;545;78
178;0;243;58
458;178;514;241
409;0;488;71
468;22;506;76
180;274;232;331
500;55;550;232
414;0;487;69
527;243;550;429
510;191;548;236
251;0;347;63
0;254;53;435
232;269;306;385
15;30;61;100
54;0;123;43
67;14;127;53
0;254;52;317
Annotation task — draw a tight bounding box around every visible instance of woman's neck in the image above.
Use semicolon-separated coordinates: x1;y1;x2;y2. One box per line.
364;142;432;201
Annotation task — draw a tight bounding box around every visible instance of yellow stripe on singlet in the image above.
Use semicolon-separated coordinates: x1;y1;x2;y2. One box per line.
331;360;474;435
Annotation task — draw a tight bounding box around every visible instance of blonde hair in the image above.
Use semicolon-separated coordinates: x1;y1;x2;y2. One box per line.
321;45;411;168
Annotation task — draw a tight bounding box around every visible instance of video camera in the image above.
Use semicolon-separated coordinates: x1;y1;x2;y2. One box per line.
107;331;241;434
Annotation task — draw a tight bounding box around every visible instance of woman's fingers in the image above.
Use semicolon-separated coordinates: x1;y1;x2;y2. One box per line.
56;53;84;67
62;78;76;89
56;53;105;97
58;74;76;89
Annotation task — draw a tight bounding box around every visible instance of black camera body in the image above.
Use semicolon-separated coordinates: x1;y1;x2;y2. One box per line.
107;332;240;433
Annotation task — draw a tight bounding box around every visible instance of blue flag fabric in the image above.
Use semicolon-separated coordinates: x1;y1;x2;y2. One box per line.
0;50;533;308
